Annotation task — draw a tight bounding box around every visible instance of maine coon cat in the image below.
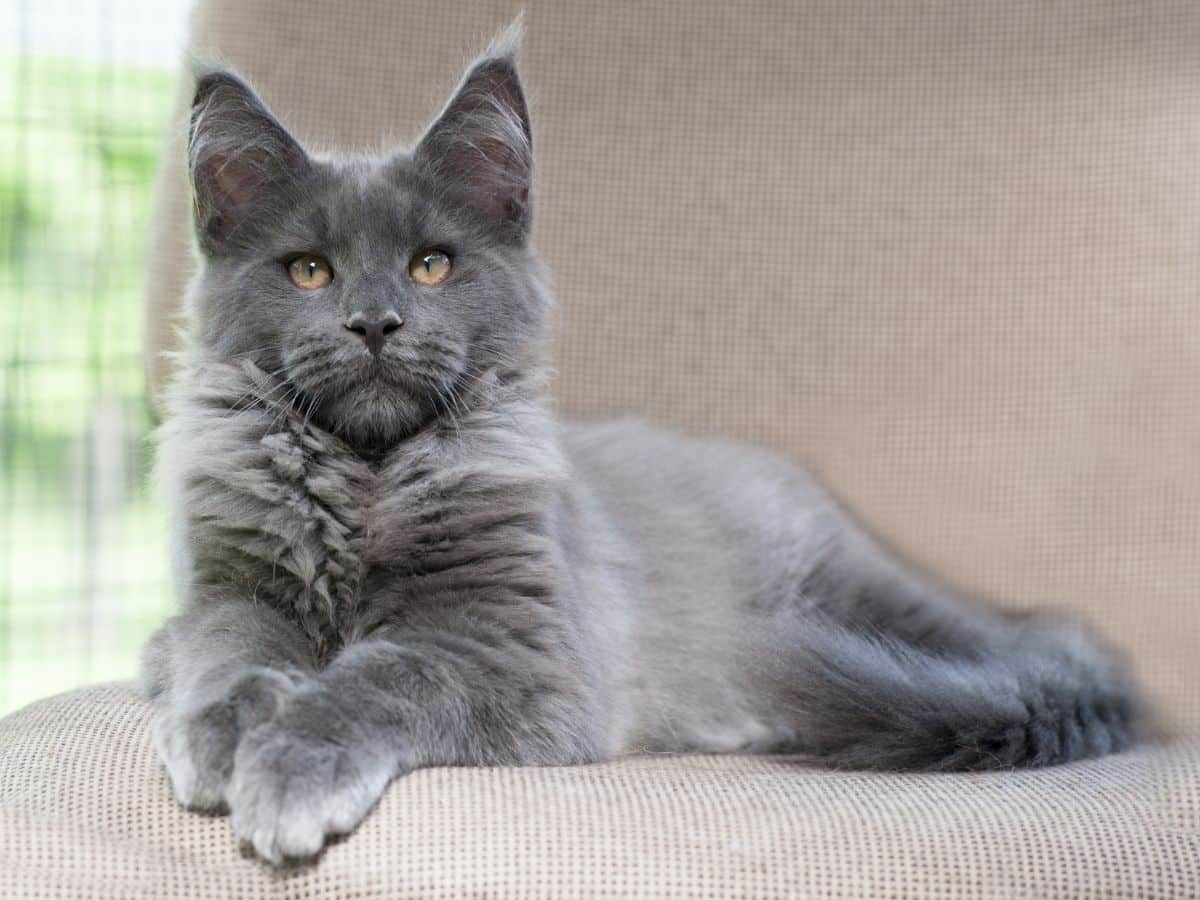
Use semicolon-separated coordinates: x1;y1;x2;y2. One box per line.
143;26;1141;864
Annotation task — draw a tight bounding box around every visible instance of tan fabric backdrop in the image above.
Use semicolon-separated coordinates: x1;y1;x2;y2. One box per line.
144;0;1200;732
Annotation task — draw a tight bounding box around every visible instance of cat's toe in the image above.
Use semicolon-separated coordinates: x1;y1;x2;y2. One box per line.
153;712;229;811
228;720;395;864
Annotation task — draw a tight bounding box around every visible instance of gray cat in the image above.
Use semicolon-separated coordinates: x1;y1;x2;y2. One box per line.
142;26;1141;864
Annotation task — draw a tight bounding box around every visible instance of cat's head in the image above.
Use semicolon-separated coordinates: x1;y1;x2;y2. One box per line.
184;28;547;448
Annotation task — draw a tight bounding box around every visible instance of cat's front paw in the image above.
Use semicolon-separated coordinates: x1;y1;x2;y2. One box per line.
227;702;397;863
153;667;303;811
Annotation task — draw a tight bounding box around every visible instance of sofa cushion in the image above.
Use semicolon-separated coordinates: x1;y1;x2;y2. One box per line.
1;683;1195;898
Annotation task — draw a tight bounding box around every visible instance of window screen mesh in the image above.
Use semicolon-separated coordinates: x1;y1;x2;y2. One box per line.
0;0;188;713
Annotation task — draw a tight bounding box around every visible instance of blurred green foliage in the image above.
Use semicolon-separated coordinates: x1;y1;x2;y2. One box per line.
0;53;177;713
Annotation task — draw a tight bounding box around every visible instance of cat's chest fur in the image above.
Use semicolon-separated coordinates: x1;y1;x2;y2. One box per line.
167;362;562;659
251;422;393;648
229;419;493;652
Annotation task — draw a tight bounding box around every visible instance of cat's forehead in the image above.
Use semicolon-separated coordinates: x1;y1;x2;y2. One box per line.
312;154;465;250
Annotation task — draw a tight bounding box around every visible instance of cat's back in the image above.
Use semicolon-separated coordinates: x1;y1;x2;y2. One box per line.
561;418;825;512
559;419;837;594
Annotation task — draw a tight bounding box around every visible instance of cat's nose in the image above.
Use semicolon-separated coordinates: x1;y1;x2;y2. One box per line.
344;310;404;355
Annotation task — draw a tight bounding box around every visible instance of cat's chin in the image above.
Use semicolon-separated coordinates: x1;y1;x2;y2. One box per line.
311;385;439;453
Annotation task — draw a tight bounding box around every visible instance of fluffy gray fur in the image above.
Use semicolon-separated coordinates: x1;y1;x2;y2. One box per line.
143;25;1142;864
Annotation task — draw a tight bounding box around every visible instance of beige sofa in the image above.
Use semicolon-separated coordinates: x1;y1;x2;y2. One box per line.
2;1;1197;895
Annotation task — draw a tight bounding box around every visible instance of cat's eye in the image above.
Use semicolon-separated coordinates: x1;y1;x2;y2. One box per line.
287;255;333;290
409;249;452;286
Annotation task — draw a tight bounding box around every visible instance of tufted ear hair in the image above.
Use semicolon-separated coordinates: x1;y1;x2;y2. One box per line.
187;68;312;254
413;24;533;242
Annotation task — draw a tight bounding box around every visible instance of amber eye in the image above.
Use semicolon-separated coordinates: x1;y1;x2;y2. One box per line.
409;249;452;286
287;255;333;290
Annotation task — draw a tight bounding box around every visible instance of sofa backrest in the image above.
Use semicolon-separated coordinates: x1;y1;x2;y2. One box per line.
143;0;1200;732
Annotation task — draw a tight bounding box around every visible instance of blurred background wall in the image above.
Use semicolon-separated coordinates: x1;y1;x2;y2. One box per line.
0;0;190;713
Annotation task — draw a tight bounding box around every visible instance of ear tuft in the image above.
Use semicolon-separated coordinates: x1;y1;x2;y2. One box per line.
483;11;525;64
188;68;310;253
414;22;533;240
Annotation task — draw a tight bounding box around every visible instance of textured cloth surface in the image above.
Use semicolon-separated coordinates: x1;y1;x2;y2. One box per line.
141;0;1200;732
0;683;1196;899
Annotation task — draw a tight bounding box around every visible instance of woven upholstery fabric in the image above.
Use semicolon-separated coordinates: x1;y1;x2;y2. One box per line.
0;683;1195;899
141;0;1200;732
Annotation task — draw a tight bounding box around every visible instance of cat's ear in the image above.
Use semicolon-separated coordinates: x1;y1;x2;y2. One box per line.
187;69;311;253
413;28;532;241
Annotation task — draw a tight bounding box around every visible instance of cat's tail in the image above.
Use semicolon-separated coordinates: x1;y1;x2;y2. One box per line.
762;614;1142;771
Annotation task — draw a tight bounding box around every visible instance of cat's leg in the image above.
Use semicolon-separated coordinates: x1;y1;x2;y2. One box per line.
141;600;315;811
226;626;600;863
761;520;1142;770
